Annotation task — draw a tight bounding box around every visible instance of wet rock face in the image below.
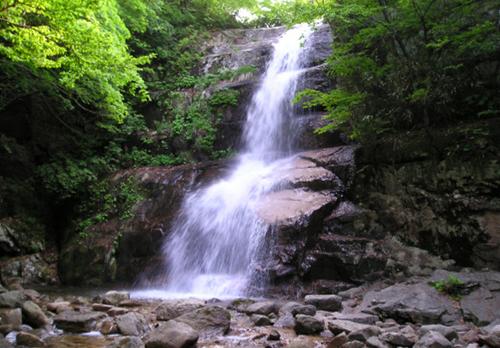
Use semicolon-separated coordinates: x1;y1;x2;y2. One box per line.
429;270;500;326
257;189;335;227
261;146;379;294
351;120;500;270
294;113;346;151
0;219;56;287
201;24;331;75
56;24;338;287
473;211;500;270
141;26;337;158
0;219;45;257
360;283;461;325
201;26;285;74
0;253;57;287
56;126;499;296
200;24;337;152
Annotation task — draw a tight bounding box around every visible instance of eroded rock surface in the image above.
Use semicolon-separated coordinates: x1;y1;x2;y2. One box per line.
360;283;461;325
175;305;231;337
145;320;198;348
154;299;205;321
257;189;335;226
53;311;107;333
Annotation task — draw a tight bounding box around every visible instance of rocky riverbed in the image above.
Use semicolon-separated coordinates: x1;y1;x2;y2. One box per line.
1;269;499;348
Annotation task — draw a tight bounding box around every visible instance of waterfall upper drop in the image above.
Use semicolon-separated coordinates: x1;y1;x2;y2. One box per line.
161;24;314;297
244;25;313;158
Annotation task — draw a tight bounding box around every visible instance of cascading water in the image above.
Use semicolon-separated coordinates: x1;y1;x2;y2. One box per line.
156;24;313;298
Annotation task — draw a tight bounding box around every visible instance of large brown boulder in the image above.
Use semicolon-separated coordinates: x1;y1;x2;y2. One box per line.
260;147;357;291
175;306;231;337
145;320;198;348
359;282;461;325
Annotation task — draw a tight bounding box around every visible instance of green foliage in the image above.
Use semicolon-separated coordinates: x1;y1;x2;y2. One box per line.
35;113;185;200
8;1;251;213
444;125;492;158
37;157;101;200
209;89;240;107
77;176;145;240
169;96;221;154
0;0;152;121
295;88;365;134
0;0;251;245
211;148;237;160
119;149;183;167
250;0;321;27
429;275;464;300
157;66;248;154
292;0;500;141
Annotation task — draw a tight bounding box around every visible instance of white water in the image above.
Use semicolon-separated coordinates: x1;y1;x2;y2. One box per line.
134;24;313;299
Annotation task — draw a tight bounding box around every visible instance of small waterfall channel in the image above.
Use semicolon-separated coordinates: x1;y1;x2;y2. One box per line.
138;24;314;298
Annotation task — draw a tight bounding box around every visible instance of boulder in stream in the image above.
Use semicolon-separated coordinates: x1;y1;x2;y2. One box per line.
21;301;49;328
0;291;25;308
414;331;453;348
53;310;106;332
304;294;342;312
15;331;45;347
102;291;130;306
145;320;198;348
360;282;460;325
294;314;324;335
245;301;279;315
115;312;146;336
154;299;205;321
0;309;21;329
175;305;230;336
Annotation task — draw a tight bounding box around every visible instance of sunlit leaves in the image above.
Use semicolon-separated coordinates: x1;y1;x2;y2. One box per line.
295;88;365;135
291;0;500;139
0;0;152;121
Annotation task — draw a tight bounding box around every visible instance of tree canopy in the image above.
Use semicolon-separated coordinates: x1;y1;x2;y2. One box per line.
0;0;154;121
292;0;500;140
0;0;258;237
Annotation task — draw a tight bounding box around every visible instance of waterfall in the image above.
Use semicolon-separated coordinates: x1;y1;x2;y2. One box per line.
158;24;313;298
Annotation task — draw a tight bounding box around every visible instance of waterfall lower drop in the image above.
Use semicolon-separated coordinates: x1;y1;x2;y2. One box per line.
139;24;313;299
